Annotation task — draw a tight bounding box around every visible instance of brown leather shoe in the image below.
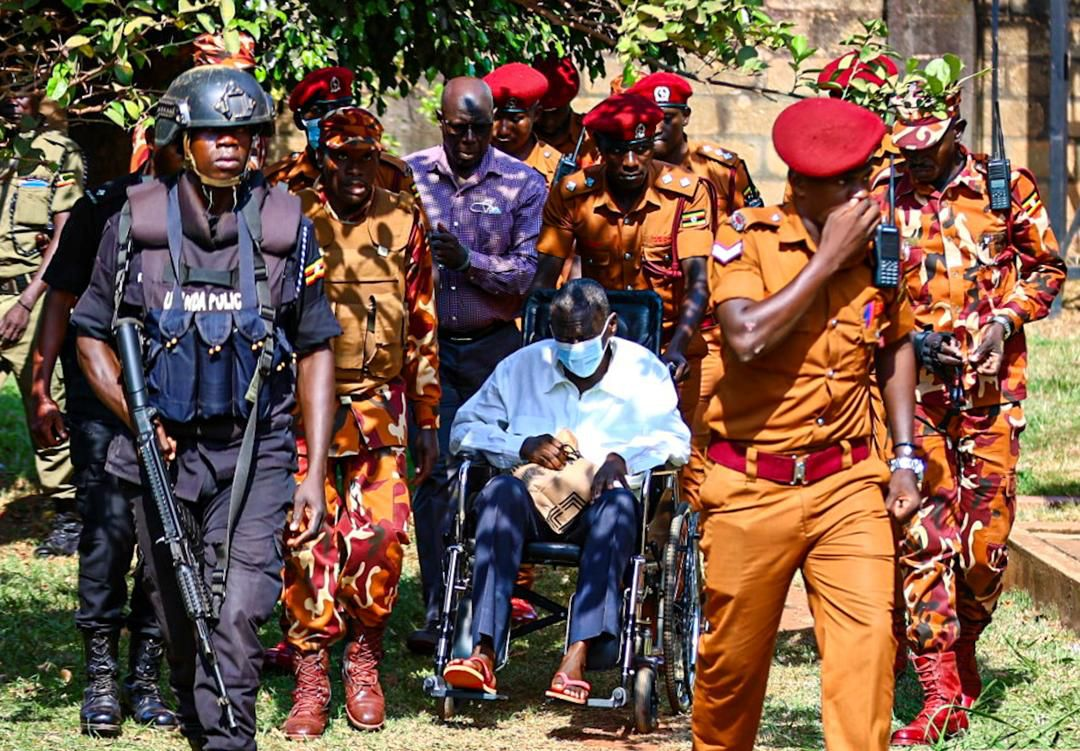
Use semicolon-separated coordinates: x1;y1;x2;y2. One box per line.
343;627;385;731
283;651;331;741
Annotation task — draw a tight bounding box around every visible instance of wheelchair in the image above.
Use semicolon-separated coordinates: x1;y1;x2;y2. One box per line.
421;289;705;732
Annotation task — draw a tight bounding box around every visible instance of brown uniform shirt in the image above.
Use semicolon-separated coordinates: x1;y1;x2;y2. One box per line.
706;201;914;452
541;111;599;168
519;138;563;186
683;141;753;220
538;160;715;340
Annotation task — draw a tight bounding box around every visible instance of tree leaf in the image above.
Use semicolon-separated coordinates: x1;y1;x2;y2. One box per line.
64;33;92;48
220;0;235;25
104;101;126;127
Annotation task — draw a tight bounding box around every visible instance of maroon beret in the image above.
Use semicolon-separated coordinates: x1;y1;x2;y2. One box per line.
288;67;354;113
583;93;665;143
772;98;885;178
484;63;549;112
628;71;694;108
817;51;899;90
534;56;581;109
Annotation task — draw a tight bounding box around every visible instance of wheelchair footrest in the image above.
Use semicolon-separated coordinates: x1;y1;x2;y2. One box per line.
424;675;508;702
585;686;628;709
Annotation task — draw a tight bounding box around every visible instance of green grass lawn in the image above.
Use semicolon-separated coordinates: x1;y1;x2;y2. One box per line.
0;313;1077;750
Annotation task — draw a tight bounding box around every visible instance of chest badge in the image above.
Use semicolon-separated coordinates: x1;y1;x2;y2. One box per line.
730;211;747;232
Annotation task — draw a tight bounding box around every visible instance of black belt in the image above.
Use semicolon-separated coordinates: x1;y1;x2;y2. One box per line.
439;319;515;344
0;274;33;296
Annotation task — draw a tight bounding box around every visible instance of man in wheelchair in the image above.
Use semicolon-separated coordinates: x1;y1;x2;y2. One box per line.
443;279;690;703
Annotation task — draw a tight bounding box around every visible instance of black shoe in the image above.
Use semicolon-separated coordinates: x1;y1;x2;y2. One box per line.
80;630;122;738
406;622;439;656
122;634;179;730
34;510;81;558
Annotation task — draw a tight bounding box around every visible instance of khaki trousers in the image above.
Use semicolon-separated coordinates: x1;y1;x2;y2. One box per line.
692;455;896;751
0;292;74;499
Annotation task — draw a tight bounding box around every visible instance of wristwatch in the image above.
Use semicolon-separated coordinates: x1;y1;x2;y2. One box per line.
888;455;926;487
990;314;1014;339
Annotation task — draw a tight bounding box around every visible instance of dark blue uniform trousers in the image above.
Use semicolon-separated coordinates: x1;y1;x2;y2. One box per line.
410;322;520;625
470;475;640;651
71;416;158;637
127;457;294;751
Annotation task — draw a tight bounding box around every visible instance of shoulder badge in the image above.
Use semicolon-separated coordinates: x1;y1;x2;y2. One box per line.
566;180;577;192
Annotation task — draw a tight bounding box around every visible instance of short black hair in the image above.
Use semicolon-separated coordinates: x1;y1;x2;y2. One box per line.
550;279;610;336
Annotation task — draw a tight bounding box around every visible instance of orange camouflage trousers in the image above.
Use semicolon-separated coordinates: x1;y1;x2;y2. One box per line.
898;402;1024;654
281;445;411;651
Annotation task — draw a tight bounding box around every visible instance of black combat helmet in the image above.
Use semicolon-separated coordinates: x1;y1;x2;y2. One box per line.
155;65;274;148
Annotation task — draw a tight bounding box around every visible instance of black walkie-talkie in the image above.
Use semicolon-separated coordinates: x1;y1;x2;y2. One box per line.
873;157;901;288
741;159;765;208
987;0;1011;212
552;128;587;186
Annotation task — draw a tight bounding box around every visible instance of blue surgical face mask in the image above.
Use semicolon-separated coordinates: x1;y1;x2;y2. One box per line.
302;117;321;152
555;315;615;378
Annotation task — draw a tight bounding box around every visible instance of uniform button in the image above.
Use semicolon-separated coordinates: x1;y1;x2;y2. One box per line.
453;221;460;228
626;285;633;290
664;255;671;263
827;369;836;378
450;285;456;291
815;417;826;426
624;252;633;260
829;319;839;328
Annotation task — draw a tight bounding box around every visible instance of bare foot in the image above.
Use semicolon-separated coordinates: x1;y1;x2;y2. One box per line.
549;640;589;701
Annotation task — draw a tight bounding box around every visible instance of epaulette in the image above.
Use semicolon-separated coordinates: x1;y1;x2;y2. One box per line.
557;165;603;200
386;185;415;211
379;152;413;178
694;141;739;166
654;163;699;198
727;205;785;233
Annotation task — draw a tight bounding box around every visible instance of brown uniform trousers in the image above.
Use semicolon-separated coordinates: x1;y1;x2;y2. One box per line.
694;201;915;751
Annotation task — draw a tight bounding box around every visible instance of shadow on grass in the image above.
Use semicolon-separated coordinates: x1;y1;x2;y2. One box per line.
0;491;53;547
892;661;1032;725
758;703;826;749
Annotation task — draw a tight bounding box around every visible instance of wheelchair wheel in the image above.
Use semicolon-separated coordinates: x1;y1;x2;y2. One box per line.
633;665;660;733
661;506;704;714
436;695;456;721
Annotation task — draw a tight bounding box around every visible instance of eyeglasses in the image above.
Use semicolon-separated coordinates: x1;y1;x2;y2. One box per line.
441;120;493;138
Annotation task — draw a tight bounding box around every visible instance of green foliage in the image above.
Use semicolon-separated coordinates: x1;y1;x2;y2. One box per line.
1;0;812;156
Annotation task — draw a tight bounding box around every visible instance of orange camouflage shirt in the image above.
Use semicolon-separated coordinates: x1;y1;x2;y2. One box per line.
887;146;1065;410
538;160;715;338
301;186;440;454
706;201;914;452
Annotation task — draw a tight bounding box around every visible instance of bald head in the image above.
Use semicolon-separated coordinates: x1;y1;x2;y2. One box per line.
438;77;494;175
442;77;493;118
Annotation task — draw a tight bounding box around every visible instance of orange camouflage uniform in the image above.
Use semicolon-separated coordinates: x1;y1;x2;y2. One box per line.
537;160;715;425
889;147;1065;654
694;200;914;751
282;186;440;650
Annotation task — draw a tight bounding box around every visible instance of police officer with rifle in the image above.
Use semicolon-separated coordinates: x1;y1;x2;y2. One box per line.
71;66;339;751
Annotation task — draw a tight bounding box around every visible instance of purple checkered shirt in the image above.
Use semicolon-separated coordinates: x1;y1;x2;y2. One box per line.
405;145;546;334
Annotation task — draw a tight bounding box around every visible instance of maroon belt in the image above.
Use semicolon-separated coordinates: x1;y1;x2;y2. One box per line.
708;436;870;485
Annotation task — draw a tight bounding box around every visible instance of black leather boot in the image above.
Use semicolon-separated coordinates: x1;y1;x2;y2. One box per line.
122;634;179;729
34;501;81;558
80;630;122;737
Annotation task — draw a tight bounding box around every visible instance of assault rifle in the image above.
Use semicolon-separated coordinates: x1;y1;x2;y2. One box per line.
114;318;238;730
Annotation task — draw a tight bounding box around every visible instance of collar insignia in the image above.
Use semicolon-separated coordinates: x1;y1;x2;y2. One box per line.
679;176;691;187
661;173;673;184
